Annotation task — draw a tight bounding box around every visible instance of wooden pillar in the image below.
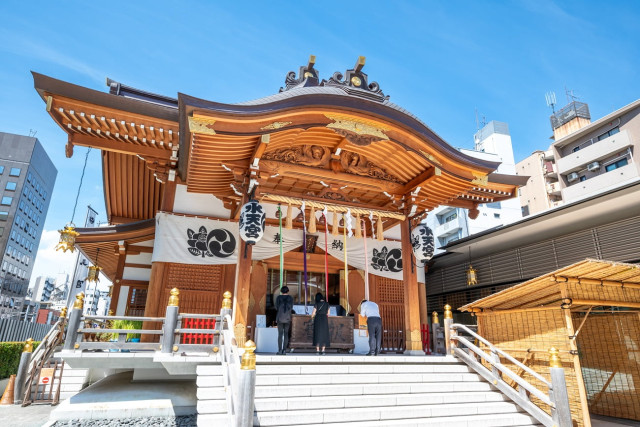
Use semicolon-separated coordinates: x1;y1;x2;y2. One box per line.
160;178;177;212
141;261;166;343
339;269;351;314
559;283;591;427
401;218;423;354
108;241;127;314
418;281;428;331
233;241;253;347
248;261;268;340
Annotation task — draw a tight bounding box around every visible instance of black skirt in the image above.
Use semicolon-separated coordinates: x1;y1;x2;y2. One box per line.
313;302;330;347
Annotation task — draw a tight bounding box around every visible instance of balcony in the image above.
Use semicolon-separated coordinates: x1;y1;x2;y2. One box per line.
435;216;463;237
562;163;640;202
546;182;561;195
556;130;632;175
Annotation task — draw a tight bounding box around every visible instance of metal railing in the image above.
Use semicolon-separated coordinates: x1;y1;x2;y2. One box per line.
441;305;572;427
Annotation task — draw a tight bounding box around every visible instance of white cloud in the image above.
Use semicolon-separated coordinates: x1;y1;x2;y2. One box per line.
28;229;78;289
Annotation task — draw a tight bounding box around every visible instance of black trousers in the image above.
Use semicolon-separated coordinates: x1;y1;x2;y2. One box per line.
367;316;382;354
277;322;290;353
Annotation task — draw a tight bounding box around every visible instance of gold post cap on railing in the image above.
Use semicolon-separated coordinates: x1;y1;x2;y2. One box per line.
432;311;439;324
168;288;180;307
23;338;34;353
444;304;453;319
221;291;232;310
240;340;257;370
548;347;562;368
73;292;85;310
60;307;68;319
108;310;114;316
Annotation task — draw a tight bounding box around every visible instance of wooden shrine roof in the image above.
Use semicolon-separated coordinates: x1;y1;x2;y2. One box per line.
75;219;155;281
33;58;526;226
459;259;640;313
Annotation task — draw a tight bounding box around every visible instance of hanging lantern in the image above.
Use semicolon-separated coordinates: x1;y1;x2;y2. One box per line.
55;224;80;253
238;199;266;244
467;265;478;286
86;265;102;283
410;223;434;262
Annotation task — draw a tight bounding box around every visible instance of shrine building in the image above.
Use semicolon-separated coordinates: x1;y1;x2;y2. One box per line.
33;57;526;352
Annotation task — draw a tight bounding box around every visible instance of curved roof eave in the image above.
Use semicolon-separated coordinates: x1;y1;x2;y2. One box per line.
178;90;502;172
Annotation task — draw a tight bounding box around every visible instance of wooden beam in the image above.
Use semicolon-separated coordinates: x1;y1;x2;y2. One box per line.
127;245;154;253
571;299;640;309
250;134;270;166
69;133;171;159
124;263;152;269
401;167;440;194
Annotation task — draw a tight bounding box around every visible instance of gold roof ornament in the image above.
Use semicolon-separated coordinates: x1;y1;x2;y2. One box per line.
55;224;79;253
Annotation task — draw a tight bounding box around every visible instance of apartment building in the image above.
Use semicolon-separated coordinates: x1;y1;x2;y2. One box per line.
518;99;640;216
0;132;57;319
426;121;522;251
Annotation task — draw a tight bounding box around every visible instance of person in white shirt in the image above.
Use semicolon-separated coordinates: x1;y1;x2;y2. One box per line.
358;299;382;356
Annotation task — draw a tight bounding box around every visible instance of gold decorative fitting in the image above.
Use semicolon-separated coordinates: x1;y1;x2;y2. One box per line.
444;304;453;320
173;345;179;352
60;307;68;319
86;265;102;283
212;346;219;353
241;340;257;370
74;343;80;349
471;173;489;186
55;224;79;253
466;265;478;286
325;113;389;140
73;292;85;310
188;116;217;135
260;121;292;131
431;311;439;324
23;338;34;353
221;291;232;310
168;288;180;307
350;76;362;87
549;347;562;368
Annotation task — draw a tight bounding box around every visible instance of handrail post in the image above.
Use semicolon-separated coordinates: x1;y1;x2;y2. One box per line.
443;304;453;355
548;348;572;427
13;338;33;404
63;293;84;350
237;340;256;427
162;288;180;353
431;311;439;354
219;291;233;350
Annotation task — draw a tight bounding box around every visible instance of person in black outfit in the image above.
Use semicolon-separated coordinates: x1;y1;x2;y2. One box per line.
275;286;293;355
311;293;330;355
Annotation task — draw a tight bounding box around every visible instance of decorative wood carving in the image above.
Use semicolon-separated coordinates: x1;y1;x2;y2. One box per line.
262;145;330;167
188;116;216;135
340;151;402;184
325;113;389;147
260;121;292;131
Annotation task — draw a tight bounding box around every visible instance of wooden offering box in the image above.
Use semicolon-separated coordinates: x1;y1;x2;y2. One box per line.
289;315;355;351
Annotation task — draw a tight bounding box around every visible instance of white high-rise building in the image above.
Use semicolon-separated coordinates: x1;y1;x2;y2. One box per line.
426;121;523;252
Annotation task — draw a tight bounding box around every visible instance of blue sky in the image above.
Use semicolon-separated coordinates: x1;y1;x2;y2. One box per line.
0;0;639;284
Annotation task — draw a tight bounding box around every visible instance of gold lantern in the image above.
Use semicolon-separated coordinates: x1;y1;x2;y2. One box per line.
466;265;478;286
55;224;79;253
86;248;102;283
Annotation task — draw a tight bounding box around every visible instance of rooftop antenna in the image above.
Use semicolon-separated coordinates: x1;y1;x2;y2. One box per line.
28;129;37;137
475;109;480;130
565;86;578;104
545;91;557;113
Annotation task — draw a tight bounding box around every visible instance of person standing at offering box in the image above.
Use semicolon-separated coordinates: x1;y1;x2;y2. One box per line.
311;293;330;355
275;286;293;355
359;299;382;356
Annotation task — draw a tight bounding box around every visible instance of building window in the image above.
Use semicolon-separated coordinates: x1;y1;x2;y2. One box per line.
5;182;17;191
0;166;4;174
494;213;501;219
572;146;580;153
1;196;13;206
605;158;628;172
486;202;501;209
597;127;620;141
521;205;530;217
0;211;8;221
579;175;586;182
444;212;458;223
9;167;21;177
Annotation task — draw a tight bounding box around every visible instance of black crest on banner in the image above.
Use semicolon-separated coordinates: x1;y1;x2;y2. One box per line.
187;226;236;258
371;247;403;272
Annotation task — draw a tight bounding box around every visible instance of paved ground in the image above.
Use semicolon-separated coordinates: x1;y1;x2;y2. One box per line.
0;403;55;427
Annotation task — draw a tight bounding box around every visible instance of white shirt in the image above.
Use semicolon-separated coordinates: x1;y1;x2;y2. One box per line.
360;301;380;318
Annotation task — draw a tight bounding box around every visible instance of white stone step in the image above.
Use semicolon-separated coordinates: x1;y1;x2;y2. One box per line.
253;401;526;426
197;398;227;414
255;372;482;386
197;413;230;426
196;386;226;400
272;412;541;426
254;391;509;411
255;355;460;365
255;363;472;375
254;380;497;398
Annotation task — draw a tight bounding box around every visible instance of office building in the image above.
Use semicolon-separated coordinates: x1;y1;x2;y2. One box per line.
0;132;57;319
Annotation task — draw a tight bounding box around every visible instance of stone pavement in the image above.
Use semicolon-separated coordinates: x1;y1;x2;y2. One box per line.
0;403;55;427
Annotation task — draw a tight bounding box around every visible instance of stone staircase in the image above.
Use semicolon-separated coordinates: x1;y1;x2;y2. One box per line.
250;354;541;427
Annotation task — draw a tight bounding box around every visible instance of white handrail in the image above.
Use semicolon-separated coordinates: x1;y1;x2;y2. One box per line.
220;314;242;425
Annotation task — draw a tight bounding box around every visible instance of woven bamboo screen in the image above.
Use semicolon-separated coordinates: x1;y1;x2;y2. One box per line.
477;310;586;425
574;312;640;421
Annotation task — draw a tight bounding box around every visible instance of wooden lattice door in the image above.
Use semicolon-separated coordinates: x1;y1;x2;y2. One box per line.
376;276;405;353
126;286;148;316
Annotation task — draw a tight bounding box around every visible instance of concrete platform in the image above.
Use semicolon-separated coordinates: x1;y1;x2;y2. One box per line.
49;371;196;421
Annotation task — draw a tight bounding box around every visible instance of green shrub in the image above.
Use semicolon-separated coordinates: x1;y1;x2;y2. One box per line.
0;341;40;379
108;320;143;341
